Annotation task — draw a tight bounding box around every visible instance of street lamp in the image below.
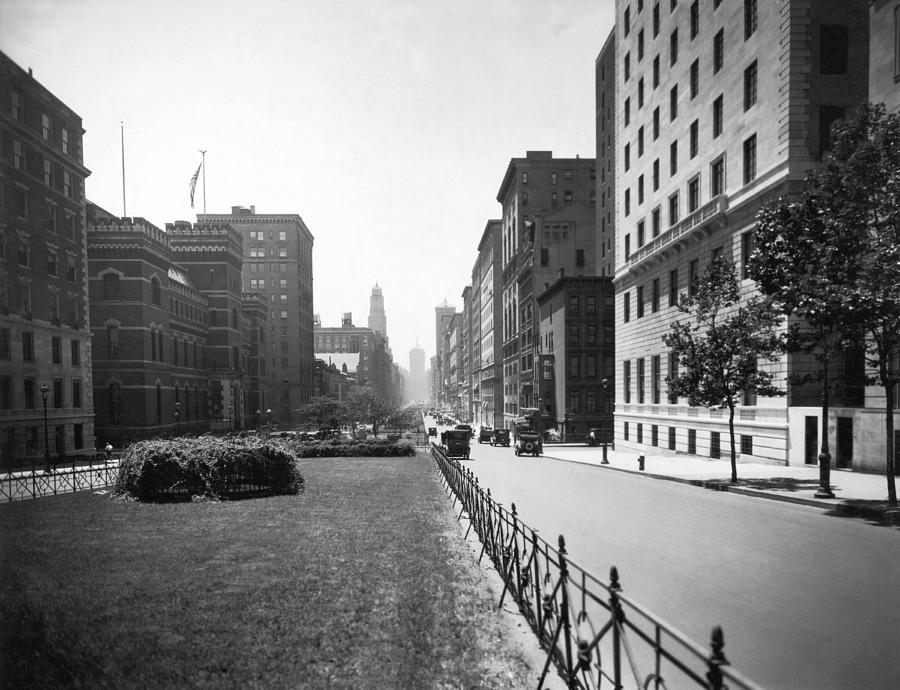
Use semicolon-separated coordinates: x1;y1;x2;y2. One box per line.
174;402;181;436
265;408;272;435
40;383;51;473
601;378;610;464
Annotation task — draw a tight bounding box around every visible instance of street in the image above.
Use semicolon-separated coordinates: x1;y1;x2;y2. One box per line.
434;422;900;690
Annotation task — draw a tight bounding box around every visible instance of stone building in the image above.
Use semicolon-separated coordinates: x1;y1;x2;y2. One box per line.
610;0;875;467
0;52;94;465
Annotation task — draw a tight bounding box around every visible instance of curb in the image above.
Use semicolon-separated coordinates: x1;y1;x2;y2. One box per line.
541;452;897;525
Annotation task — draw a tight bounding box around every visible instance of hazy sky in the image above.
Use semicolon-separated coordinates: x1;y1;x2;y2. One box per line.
2;0;614;369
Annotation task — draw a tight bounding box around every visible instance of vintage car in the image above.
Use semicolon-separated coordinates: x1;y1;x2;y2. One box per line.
441;429;471;459
514;426;542;457
427;427;438;437
477;426;493;443
490;428;511;447
455;423;474;437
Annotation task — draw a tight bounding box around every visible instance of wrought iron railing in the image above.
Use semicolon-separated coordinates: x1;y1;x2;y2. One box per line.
430;444;764;690
1;457;120;502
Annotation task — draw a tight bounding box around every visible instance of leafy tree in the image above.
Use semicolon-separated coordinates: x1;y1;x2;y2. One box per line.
296;396;349;435
663;256;784;482
752;103;900;506
345;386;392;437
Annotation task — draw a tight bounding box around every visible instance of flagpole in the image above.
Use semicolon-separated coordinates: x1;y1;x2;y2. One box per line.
199;149;207;214
121;121;127;217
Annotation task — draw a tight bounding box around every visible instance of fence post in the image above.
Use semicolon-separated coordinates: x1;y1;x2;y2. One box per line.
533;529;543;632
609;566;622;688
706;625;728;690
558;535;576;688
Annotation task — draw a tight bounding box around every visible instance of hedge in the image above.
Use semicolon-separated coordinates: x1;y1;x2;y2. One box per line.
115;435;304;501
285;438;417;458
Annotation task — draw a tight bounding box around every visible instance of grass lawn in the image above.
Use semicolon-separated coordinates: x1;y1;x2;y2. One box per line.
0;455;554;689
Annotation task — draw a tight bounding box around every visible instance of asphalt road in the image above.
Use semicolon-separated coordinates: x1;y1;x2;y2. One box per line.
438;425;900;690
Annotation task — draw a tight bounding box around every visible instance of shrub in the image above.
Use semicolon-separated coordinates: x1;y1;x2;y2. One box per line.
115;435;304;501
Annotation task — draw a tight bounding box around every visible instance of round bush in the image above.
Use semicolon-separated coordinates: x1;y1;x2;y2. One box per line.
115;435;304;501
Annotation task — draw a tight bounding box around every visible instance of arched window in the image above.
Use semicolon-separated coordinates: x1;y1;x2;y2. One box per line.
103;273;120;300
150;328;157;361
108;382;121;423
156;383;162;423
151;277;161;305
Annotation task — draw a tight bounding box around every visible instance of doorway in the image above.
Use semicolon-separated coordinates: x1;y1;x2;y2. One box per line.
836;417;853;469
804;416;819;464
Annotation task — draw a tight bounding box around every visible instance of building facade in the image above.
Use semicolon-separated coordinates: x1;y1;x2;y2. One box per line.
367;283;387;342
869;0;900;112
596;31;617;279
496;151;598;429
407;342;427;403
472;219;503;429
0;52;94;466
198;206;315;426
611;0;877;467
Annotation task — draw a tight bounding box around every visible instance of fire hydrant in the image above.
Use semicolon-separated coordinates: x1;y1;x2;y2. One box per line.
638;454;645;471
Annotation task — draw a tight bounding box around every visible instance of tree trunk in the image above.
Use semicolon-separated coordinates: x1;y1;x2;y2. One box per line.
729;403;737;483
885;379;897;507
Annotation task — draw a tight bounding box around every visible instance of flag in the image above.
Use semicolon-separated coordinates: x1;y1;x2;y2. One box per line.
189;159;202;208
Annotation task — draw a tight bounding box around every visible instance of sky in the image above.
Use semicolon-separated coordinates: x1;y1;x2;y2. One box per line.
1;0;615;370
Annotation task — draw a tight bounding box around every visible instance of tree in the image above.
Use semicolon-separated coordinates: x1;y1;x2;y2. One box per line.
345;386;392;437
663;256;784;482
296;396;349;435
751;103;900;506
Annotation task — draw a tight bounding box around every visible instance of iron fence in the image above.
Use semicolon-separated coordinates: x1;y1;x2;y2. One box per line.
430;444;765;690
1;456;120;502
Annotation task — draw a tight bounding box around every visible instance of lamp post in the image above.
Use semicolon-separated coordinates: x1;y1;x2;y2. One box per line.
601;378;610;464
265;408;272;436
40;383;51;473
174;402;181;437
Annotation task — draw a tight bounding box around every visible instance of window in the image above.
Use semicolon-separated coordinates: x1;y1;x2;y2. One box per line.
52;336;62;364
653;158;659;191
624;5;631;36
551;192;558;207
103;273;120;300
638;175;645;204
690;59;699;98
670;85;678;121
653;107;660;139
653;55;660;87
624;361;632;403
107;325;119;357
670;28;679;65
690;119;699;158
625;97;631;126
151;277;161;305
744;61;758;110
637;285;645;318
638;29;645;60
66;255;76;283
711;431;721;458
713;29;724;73
741;231;755;279
72;380;82;408
624;291;631;323
652;355;661;403
688;176;700;213
690;0;699;39
652;278;660;313
53;378;63;408
71;340;80;366
652;207;661;237
587;325;598;347
668;351;680;403
63;171;72;198
625;233;631;258
625;143;631;171
689;258;699;298
43;157;54;187
688;428;697;454
637;358;645;403
569;356;580;378
576;248;585;266
744;0;757;40
568;324;580;346
713;94;723;138
668;193;680;225
47;250;58;277
0;329;8;360
653;2;660;36
741;435;753;455
11;89;22;120
638;126;645;156
625;188;631;216
711;156;725;197
743;134;757;184
42;113;51;141
522;192;528;206
540;247;549;266
638;220;646;247
670;140;678;175
638;78;645;108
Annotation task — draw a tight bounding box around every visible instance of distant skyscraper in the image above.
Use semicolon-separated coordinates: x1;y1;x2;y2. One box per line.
368;283;387;343
409;341;426;402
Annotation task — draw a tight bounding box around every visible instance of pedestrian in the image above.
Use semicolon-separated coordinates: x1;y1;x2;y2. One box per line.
105;442;113;459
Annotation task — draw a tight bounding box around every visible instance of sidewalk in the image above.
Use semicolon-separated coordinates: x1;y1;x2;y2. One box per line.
539;442;900;525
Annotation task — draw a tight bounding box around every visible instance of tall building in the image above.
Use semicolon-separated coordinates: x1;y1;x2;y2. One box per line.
496;151;598;428
0;52;94;465
198;206;315;426
434;300;456;407
408;341;427;403
367;283;387;342
596;31;617;278
472;219;503;429
611;0;873;467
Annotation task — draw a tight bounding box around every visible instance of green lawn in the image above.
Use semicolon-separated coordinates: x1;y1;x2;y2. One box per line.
0;455;546;689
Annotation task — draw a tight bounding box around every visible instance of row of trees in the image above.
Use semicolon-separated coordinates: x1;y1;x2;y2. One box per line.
664;104;899;506
295;386;421;438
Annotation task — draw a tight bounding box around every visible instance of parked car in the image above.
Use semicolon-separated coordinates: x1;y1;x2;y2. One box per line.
490;428;510;447
477;427;493;443
514;425;542;457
